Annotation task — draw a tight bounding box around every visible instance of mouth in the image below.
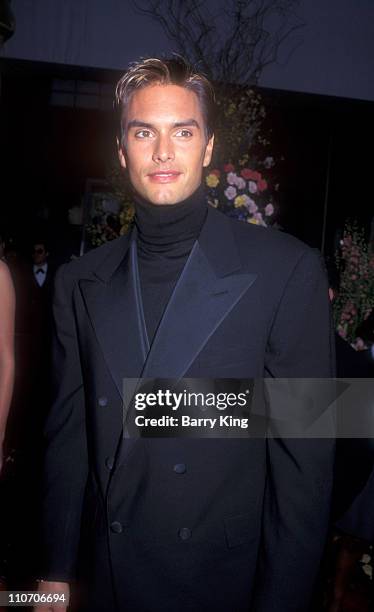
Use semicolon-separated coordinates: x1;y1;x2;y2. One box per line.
147;171;182;183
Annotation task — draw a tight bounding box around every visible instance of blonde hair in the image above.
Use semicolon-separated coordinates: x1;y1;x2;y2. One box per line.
114;56;216;145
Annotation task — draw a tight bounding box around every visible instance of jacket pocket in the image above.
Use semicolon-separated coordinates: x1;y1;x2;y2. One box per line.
224;513;257;548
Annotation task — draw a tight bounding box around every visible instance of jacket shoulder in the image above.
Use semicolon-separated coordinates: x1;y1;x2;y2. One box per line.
221;210;320;269
55;233;130;285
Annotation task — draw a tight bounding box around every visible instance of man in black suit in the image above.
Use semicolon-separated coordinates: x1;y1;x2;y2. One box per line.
36;57;335;612
6;239;55;443
29;240;54;358
28;240;55;429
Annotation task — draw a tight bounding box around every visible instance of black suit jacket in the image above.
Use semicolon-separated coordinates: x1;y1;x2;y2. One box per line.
42;207;335;612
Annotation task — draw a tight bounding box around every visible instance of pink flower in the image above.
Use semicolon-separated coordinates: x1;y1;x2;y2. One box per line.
265;203;274;216
227;172;238;185
258;178;268;192
224;163;235;173
240;168;253;179
224;186;237;200
211;169;220;177
241;168;261;181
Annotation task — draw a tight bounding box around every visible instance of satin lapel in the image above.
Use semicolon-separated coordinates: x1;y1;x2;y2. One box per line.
79;237;149;401
141;208;257;379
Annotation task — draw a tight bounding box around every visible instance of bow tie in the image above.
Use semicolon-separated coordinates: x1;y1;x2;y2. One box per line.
36;268;45;275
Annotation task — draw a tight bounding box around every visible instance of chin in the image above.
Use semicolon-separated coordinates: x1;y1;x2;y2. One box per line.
147;187;185;206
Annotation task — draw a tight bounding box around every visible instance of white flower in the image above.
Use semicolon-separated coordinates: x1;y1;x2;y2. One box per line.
265;203;274;216
247;198;258;213
264;156;274;169
362;564;372;579
235;176;246;190
254;212;266;226
224;186;237;200
248;180;258;194
227;172;238;186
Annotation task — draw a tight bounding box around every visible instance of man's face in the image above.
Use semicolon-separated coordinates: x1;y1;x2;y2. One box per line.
33;244;48;265
118;84;214;205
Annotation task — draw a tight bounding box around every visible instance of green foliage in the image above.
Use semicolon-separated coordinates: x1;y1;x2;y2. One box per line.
213;86;269;166
334;220;374;344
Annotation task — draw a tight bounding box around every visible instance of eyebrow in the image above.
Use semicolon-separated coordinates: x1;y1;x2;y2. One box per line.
126;118;201;131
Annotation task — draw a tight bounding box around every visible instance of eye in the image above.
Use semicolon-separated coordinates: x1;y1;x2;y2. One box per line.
175;129;193;138
135;129;153;139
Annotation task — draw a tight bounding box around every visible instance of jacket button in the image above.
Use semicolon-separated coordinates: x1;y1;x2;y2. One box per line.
98;396;108;407
110;521;123;534
173;463;186;474
178;527;191;540
105;456;115;471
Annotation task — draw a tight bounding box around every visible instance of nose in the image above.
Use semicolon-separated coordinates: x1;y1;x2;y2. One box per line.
152;133;174;164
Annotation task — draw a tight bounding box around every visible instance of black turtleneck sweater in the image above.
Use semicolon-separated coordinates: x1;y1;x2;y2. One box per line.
134;186;208;343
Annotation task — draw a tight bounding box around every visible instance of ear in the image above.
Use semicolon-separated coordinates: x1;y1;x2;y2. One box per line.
203;134;214;168
117;137;127;169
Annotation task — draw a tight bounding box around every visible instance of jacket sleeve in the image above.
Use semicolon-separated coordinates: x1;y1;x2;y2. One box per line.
251;248;336;612
40;264;89;581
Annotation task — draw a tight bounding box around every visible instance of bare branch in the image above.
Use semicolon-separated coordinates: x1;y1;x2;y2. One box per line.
132;0;305;85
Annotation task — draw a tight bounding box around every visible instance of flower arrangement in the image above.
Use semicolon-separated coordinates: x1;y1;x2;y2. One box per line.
334;220;374;345
213;88;269;165
205;159;277;226
85;171;135;248
205;85;280;226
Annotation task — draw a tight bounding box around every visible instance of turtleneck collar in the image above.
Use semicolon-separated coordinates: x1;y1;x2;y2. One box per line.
134;184;208;257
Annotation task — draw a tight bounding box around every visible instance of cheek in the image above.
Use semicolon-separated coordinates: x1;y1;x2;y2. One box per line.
125;143;150;168
126;157;146;179
178;144;206;168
